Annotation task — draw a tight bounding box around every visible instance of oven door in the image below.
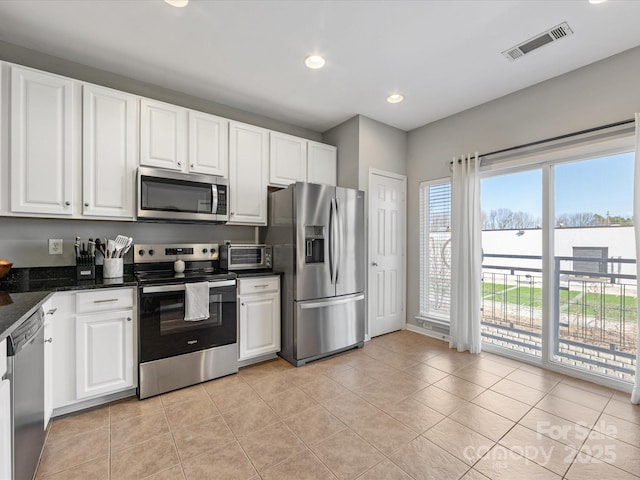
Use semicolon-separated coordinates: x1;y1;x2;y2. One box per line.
139;280;237;363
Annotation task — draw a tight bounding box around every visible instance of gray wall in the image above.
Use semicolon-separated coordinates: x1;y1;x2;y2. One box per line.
323;116;360;189
405;45;640;327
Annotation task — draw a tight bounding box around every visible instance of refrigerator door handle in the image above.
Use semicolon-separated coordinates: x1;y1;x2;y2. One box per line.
329;198;337;285
335;197;342;285
299;293;365;310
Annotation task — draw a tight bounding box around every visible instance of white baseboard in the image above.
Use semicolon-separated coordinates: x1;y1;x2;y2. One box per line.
406;323;450;343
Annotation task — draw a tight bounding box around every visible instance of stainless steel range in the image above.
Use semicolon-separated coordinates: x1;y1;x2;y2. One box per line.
134;243;238;399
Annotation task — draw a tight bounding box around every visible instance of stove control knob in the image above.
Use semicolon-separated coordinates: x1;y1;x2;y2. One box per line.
138;249;145;256
211;247;216;253
202;248;208;254
148;249;155;256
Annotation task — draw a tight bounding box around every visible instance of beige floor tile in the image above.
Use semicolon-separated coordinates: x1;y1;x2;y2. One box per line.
452;364;503;388
356;459;412;480
326;367;377;390
382;397;445;434
262;386;317;418
490;378;547;405
593;413;640;446
549;383;611;411
519;408;591;449
111;411;170;452
280;364;322;386
505;369;563;392
449;403;515;442
352;361;399;381
459;470;491;480
349;412;418;455
110;395;163;424
237;360;283;384
559;376;616;397
499;424;577;476
376;371;429;396
172;415;236;461
160;385;210;407
389;436;470;480
298;376;352;403
201;373;247;398
478;353;524;369
564;454;639;480
352;381;410;409
472;357;519;377
208;381;261;412
603;398;640;425
221;398;280;437
164;396;219;429
581;430;640;476
35;457;108;480
239;422;307;472
403;363;450;384
47;405;109;439
311;429;384;480
261;449;337;480
428;352;479;373
37;427;109;477
434;375;486;400
412;385;469;416
249;371;297;398
322;391;381;426
111;433;179;480
474;445;561;479
284;405;347;445
181;441;257;480
144;465;186;480
472;389;532;422
377;351;421;369
426;417;495;466
536;394;601;427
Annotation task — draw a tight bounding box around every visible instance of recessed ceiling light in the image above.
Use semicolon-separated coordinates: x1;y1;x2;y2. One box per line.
165;0;189;7
305;55;325;69
588;0;607;3
387;94;404;104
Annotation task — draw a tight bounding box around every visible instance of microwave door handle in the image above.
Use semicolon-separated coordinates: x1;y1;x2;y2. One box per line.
211;185;218;214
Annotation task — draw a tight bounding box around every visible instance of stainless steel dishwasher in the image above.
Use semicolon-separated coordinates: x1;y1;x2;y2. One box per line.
6;307;45;480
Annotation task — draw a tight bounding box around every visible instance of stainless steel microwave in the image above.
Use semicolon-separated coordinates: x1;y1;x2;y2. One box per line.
137;167;228;223
220;244;272;270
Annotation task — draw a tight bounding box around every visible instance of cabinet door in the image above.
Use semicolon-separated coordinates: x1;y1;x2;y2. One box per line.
10;66;76;215
75;309;134;399
0;379;11;480
239;292;280;360
307;141;337;186
188;110;228;177
228;122;269;225
83;84;138;218
140;98;186;171
269;132;307;186
42;298;55;428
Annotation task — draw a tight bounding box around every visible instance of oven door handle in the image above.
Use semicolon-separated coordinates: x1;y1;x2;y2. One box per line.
142;280;236;294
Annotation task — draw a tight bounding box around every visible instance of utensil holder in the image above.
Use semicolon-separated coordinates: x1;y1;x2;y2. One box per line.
103;258;123;279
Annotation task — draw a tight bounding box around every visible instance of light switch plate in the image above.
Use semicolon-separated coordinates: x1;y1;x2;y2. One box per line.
49;238;63;255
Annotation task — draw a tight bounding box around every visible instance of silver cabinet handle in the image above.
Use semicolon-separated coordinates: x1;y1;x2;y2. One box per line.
47;308;57;315
253;284;269;288
372;261;379;266
93;298;119;303
44;338;53;343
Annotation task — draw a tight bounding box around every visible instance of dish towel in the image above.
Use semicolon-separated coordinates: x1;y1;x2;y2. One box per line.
184;282;210;321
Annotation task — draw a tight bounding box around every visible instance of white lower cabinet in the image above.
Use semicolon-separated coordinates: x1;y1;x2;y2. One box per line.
50;288;136;412
238;276;281;361
43;298;55;428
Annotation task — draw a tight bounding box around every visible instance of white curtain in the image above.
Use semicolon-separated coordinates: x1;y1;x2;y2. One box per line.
450;153;482;354
633;113;640;404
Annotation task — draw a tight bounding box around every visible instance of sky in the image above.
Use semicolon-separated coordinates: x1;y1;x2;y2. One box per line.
480;152;635;219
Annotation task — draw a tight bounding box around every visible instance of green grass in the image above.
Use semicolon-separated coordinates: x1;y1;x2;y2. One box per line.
482;282;637;321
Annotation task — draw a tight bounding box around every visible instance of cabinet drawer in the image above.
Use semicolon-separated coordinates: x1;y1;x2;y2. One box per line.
238;276;279;295
76;288;133;314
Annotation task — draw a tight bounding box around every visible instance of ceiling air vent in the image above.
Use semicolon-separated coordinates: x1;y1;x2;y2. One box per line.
502;22;573;62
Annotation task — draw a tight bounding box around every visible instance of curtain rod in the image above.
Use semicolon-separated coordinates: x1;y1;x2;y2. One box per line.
449;118;635;164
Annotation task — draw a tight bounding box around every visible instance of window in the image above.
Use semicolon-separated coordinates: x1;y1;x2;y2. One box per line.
419;179;451;321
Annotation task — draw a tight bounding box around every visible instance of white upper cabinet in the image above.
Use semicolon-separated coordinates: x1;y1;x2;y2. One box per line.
307;141;337;186
82;84;138;219
188;110;228;177
269;132;307;186
10;66;77;215
140;98;187;171
228;121;269;225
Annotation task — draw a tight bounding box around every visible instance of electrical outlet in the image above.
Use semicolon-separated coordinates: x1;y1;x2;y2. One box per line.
49;238;63;255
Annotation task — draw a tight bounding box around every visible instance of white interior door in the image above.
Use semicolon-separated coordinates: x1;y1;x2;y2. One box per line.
369;170;406;337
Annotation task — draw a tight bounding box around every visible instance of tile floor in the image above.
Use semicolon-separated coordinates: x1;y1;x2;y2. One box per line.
35;330;640;480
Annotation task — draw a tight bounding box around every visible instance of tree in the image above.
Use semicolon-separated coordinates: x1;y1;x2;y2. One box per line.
482;208;540;230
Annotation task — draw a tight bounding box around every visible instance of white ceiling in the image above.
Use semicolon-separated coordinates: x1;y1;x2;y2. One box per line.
1;0;639;133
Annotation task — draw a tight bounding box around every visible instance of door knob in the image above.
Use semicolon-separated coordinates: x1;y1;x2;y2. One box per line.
372;261;379;266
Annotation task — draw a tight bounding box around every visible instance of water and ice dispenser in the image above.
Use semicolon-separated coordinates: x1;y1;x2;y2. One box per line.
304;226;325;264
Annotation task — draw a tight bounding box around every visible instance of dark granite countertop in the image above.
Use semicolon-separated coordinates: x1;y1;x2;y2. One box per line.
235;269;279;278
0;266;138;340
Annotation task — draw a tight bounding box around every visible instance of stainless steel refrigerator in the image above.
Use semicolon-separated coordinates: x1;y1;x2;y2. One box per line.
267;182;365;366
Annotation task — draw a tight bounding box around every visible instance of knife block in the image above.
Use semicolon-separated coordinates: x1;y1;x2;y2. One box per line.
76;255;96;280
